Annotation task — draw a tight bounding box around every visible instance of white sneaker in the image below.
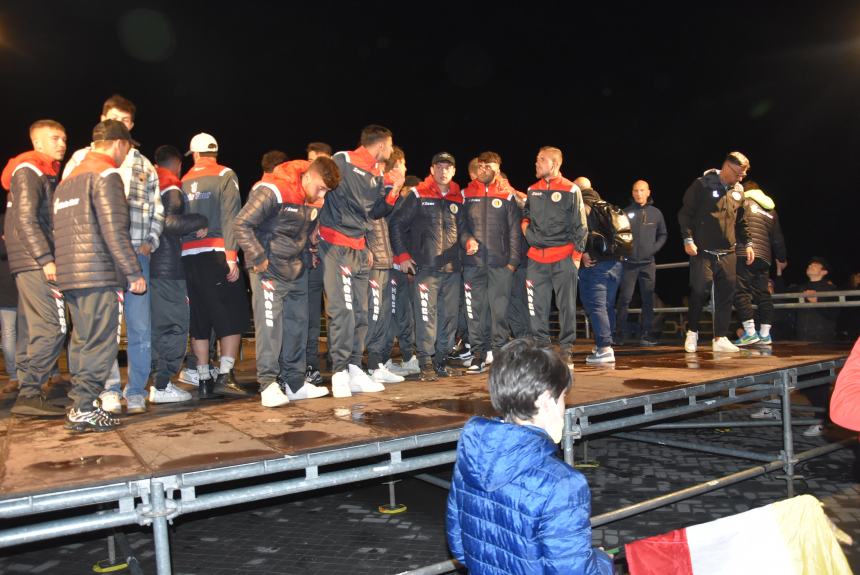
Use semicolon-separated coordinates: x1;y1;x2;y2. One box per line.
400;356;420;375
331;370;352;398
261;382;291;407
712;337;740;353
802;424;824;437
684;330;698;353
370;363;405;383
99;391;122;414
285;382;329;401
586;347;615;364
485;351;494;365
178;368;199;387
750;407;781;420
383;359;411;377
149;383;192;404
348;364;385;393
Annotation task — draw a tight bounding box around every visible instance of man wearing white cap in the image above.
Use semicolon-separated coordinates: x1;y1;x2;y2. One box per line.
180;132;252;399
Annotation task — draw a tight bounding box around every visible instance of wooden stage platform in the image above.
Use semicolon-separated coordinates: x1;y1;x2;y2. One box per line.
0;342;850;500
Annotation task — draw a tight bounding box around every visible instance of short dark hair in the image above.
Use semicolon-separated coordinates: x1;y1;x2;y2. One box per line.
261;150;288;173
360;124;393;147
742;179;761;192
102;94;136;120
198;151;217;158
488;338;571;423
404;175;422;187
385;145;405;172
309;156;341;190
477;151;502;166
306;142;332;157
154;145;182;166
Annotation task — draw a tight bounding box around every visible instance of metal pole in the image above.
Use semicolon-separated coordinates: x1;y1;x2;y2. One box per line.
781;371;797;497
614;432;775;462
150;482;172;575
643;419;820;429
563;410;575;466
414;474;452;490
398;559;461;574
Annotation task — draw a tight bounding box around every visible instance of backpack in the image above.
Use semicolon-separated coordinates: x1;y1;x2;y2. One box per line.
588;200;633;257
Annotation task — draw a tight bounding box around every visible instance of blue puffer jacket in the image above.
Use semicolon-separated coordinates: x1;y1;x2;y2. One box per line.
446;417;613;575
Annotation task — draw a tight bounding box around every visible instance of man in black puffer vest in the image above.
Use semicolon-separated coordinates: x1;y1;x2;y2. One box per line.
54;120;144;432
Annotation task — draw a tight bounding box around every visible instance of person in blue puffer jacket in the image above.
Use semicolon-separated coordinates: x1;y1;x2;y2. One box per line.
446;338;613;574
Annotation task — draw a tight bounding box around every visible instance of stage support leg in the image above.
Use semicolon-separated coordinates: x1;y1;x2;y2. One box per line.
151;482;172;575
780;370;797;498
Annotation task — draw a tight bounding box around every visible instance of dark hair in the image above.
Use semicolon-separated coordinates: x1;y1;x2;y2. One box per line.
488;338;571;423
102;94;136;120
404;175;422;187
261;150;288;173
742;179;761;192
477;151;502;166
726;151;750;168
360;124;393;147
808;256;830;272
198;151;217;158
309;156;341;190
154;145;182;166
306;142;332;157
385;145;405;172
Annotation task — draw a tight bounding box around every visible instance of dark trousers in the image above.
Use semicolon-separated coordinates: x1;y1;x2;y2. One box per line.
688;252;736;338
616;261;657;338
507;262;530;338
457;279;470;345
250;271;308;392
321;241;369;373
579;260;623;349
527;257;578;353
734;258;773;325
150;278;189;389
65;287;119;410
463;265;513;361
365;269;392;368
389;269;415;360
413;270;460;366
305;263;324;371
15;271;67;398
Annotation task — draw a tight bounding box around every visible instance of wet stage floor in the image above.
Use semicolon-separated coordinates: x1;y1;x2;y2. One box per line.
0;342;849;499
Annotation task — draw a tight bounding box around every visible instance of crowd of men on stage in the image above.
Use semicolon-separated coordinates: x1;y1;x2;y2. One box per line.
3;94;790;432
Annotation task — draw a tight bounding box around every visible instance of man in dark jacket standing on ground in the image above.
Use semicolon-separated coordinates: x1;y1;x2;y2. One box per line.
149;145;207;404
678;151;754;353
54;120;144;432
1;119;68;416
615;180;667;346
460;151;522;374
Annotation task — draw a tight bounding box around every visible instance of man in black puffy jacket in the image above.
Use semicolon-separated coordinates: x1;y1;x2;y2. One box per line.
53;120;144;432
234;157;340;407
149;145;207;404
1;119;68;417
460;151;522;374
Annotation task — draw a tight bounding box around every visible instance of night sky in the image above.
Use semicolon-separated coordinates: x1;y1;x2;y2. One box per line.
2;1;859;303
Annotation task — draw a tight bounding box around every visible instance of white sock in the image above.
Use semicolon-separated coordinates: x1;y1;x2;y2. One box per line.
197;364;211;381
742;319;756;336
760;324;771;337
219;356;235;374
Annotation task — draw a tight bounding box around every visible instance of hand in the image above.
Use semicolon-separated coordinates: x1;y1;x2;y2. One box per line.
684;242;698;257
196;227;208;239
803;289;818;303
42;262;57;282
128;277;146;294
572;256;581;270
581;252;595;268
776;260;787;275
505;264;516;273
389;169;407;196
745;246;755;266
401;259;417;275
138;243;152;257
252;259;269;274
226;261;240;282
465;239;479;255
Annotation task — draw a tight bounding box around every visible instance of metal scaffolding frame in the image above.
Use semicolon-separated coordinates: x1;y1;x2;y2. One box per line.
0;359;847;574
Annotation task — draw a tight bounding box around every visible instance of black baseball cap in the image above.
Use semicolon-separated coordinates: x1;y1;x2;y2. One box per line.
92;119;139;146
431;152;456;166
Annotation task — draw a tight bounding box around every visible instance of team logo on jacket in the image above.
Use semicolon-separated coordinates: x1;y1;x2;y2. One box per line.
491;198;503;209
712;189;720;198
310;208;318;220
449;203;458;214
551;192;562;203
628;212;635;219
731;191;742;201
418;283;430;322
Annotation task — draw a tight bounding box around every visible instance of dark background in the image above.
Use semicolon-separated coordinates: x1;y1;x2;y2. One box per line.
1;1;858;303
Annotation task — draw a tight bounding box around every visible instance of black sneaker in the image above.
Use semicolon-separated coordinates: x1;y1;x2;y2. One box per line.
65;405;120;432
639;336;659;346
434;364;452;378
304;365;323;386
420;364;438;382
197;377;222;400
214;370;255;397
11;394;66;417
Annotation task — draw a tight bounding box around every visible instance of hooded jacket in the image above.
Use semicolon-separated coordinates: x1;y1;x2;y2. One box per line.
53;151;142;291
459;178;522;269
233;160;322;282
623;197;667;264
734;188;785;265
523;174;588;264
678;169;749;251
151;167;208;280
1;151;61;275
390;175;463;273
446;417;612;575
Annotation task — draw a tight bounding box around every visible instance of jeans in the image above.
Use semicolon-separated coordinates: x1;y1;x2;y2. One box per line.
578;260;623;349
0;307;16;378
106;253;151;397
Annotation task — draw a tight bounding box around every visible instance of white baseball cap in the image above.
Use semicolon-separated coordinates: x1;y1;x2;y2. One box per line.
186;132;218;156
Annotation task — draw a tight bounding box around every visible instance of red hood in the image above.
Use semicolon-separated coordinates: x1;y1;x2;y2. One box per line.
1;151;60;192
156;166;181;190
414;175;462;202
